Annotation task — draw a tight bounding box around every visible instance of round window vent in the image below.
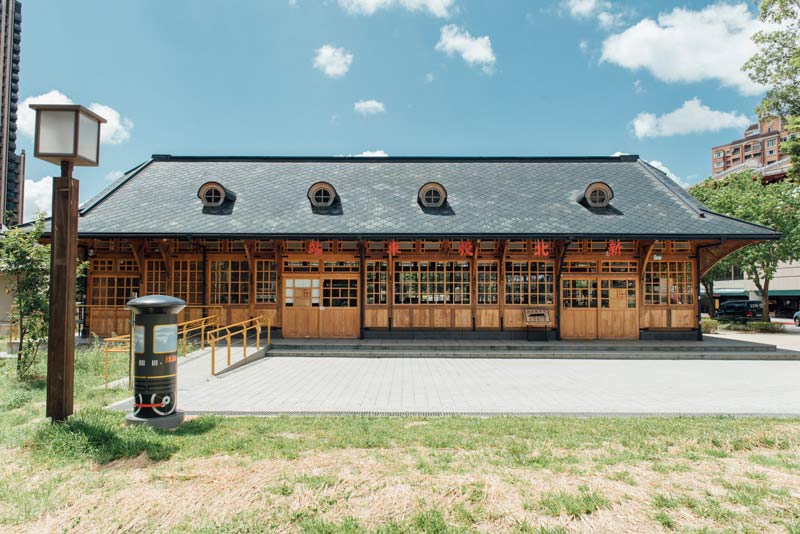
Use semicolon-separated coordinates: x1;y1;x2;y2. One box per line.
307;182;337;207
584;182;613;208
418;182;447;208
197;182;228;208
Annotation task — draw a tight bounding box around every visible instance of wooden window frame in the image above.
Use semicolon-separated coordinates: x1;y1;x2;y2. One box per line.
643;260;695;306
255;259;278;304
210;259;250;305
393;260;471;305
504;260;555;305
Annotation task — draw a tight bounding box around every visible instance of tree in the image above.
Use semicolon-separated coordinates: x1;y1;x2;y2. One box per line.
744;0;800;118
0;215;50;379
700;260;731;317
689;171;800;321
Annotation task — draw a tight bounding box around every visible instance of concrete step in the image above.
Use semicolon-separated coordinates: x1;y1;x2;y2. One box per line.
267;341;777;353
265;349;797;360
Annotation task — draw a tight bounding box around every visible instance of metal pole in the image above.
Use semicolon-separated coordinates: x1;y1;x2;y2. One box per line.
46;162;78;422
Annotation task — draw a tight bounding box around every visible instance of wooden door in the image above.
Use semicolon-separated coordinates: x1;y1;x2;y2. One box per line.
560;277;598;340
598;278;639;339
319;277;360;338
282;277;320;338
282;275;360;338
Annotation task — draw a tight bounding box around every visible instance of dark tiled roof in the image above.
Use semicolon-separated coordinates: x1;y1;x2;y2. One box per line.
67;155;777;240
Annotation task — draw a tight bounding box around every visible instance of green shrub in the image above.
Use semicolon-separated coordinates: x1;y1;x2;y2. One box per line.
746;322;784;333
719;321;784;333
701;318;719;334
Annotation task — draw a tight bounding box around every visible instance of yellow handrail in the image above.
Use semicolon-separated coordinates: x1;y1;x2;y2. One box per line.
103;334;132;390
102;314;219;388
178;315;217;355
207;316;271;375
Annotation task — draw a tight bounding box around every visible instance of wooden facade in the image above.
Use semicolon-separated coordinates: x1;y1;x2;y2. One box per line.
80;237;705;340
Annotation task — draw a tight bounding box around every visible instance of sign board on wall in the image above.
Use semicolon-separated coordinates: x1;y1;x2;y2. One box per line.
525;308;550;324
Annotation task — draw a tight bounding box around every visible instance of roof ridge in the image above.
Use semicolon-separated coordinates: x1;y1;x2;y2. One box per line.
150;154;642;163
79;159;153;215
636;159;707;218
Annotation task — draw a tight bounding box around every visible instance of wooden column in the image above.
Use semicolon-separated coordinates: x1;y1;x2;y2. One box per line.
46;170;78;422
498;240;507;331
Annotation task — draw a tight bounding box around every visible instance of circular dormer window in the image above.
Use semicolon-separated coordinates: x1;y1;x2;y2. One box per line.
308;182;337;207
584;182;613;208
418;182;447;208
198;182;226;208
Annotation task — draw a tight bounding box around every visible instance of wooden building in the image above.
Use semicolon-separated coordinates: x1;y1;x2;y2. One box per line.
62;155;777;340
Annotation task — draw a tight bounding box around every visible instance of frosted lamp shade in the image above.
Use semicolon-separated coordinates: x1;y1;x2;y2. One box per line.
31;104;106;167
38;111;75;154
77;113;99;163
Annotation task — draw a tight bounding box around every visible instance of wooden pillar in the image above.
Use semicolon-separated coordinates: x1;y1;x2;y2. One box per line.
471;240;478;330
498;240;507;330
274;240;283;329
359;240;366;339
46;171;78;422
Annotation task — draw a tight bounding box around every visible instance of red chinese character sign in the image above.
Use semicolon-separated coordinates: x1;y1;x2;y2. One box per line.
307;240;323;256
532;240;551;257
387;240;400;256
607;240;623;257
458;240;474;257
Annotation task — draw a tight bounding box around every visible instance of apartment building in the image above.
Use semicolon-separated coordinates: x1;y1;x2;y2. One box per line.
711;117;789;176
0;0;23;225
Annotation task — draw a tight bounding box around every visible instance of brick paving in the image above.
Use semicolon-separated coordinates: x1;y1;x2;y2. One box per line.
170;355;800;415
108;334;800;416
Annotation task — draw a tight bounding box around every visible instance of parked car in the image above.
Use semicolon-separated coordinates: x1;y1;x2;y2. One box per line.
715;300;767;323
794;310;800;327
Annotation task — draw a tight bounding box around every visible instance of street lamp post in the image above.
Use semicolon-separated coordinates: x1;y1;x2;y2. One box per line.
30;104;106;422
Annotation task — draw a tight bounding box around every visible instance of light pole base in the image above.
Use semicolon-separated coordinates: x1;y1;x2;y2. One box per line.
124;410;185;430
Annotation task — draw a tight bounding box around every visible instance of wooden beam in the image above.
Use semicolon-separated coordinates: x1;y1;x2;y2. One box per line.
129;240;143;277
699;240;755;277
638;240;655;283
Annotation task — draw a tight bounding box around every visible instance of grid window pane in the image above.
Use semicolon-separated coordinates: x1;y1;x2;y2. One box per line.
256;260;277;304
366;261;388;305
393;261;471;305
505;261;554;305
210;260;250;305
644;261;694;305
173;260;204;305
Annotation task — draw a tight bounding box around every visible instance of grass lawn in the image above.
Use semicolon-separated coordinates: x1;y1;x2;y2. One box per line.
1;351;800;533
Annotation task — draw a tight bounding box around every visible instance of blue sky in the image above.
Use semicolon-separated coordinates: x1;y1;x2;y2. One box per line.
19;0;766;220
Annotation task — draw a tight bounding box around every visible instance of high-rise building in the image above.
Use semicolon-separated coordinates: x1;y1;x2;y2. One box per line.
711;117;790;176
0;0;22;225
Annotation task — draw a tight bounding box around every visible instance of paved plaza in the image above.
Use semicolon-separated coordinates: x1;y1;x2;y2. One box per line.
107;331;800;416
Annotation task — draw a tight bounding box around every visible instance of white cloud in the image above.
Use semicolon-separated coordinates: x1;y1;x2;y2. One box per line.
104;170;124;182
578;40;589;52
313;45;353;78
597;11;623;29
354;99;386;115
649;160;688;188
23;176;52;222
633;79;643;94
18;89;134;145
601;3;765;95
563;0;621;30
338;0;454;17
289;0;297;6
631;98;751;139
435;25;495;74
565;0;608;18
424;72;435;83
610;151;629;156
